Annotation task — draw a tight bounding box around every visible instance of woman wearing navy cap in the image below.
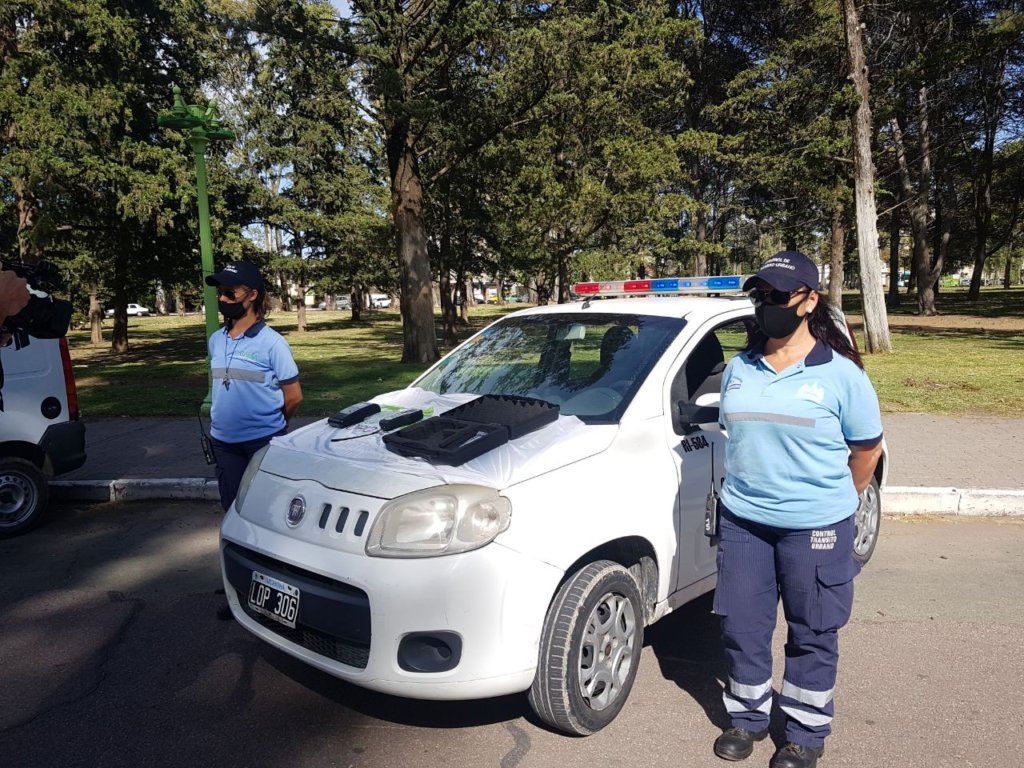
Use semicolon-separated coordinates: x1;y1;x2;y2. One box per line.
204;261;302;513
711;251;883;768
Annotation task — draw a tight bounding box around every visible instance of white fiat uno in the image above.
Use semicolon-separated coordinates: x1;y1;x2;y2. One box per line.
219;277;885;735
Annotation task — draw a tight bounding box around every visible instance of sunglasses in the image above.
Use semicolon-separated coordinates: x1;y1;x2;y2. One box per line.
217;287;249;300
748;287;808;307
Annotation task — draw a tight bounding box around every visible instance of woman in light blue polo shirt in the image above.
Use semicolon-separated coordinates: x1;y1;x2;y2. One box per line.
711;251;883;768
205;261;302;513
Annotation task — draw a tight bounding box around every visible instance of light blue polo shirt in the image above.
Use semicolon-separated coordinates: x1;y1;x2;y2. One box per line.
718;339;882;529
208;321;299;443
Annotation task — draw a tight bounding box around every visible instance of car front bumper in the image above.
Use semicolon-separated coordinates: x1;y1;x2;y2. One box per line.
220;510;563;700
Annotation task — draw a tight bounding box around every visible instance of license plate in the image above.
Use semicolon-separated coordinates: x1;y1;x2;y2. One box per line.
247;571;301;628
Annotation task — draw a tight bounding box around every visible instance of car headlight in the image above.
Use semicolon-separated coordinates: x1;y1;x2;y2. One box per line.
234;445;271;513
366;484;511;558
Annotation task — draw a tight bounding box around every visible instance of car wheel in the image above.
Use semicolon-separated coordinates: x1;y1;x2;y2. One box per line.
0;458;49;538
528;560;644;735
853;476;881;565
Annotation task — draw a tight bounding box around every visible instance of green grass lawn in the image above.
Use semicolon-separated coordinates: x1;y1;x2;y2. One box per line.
67;291;1024;418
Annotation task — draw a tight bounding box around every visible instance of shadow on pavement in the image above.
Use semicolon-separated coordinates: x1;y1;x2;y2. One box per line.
645;592;729;729
260;644;532;730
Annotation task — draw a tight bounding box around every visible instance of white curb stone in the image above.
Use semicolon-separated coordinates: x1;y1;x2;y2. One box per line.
885;486;1024;517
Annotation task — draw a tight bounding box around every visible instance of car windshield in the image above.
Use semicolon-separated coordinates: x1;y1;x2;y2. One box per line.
416;313;686;422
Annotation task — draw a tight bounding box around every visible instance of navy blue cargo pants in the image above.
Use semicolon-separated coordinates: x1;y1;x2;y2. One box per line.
713;505;860;748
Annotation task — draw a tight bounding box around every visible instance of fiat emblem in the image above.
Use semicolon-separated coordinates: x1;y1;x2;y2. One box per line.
286;496;306;527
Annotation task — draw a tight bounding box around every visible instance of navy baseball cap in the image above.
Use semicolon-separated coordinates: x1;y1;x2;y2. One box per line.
206;261;265;291
742;250;820;292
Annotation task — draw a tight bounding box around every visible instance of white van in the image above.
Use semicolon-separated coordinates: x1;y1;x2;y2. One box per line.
0;336;86;536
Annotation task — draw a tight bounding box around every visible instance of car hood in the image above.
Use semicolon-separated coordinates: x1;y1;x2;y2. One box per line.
260;387;617;497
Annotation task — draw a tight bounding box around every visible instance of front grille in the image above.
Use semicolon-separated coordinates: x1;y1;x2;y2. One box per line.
224;542;372;670
316;503;372;537
239;597;370;668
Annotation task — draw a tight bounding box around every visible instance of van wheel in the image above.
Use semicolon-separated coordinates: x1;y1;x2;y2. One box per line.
853;477;881;565
528;560;644;735
0;458;49;538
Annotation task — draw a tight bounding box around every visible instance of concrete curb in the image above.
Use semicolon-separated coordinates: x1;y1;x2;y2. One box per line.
50;479;1024;516
885;486;1024;517
50;478;220;503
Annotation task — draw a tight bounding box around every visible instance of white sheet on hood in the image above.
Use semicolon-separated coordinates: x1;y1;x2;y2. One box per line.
272;388;612;489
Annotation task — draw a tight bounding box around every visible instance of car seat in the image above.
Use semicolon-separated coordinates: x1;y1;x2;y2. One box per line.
584;325;635;386
685;333;725;401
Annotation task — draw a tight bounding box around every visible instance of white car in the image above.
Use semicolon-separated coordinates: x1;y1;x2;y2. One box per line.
220;276;886;735
105;303;150;317
369;294;392;308
0;336;86;536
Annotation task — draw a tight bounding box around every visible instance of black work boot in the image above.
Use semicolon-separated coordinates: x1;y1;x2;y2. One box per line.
713;727;769;761
769;742;824;768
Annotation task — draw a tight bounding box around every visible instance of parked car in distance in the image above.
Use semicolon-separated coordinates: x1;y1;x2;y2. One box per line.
369;294;391;309
336;296;352;310
105;303;151;317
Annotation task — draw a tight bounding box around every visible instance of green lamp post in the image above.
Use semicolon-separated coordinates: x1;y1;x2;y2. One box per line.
158;86;235;413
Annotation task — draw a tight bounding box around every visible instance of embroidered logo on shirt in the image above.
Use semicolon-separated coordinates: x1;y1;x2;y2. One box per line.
796;382;825;403
810;529;837;550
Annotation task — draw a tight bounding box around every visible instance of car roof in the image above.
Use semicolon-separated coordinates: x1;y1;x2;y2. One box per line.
502;296;752;323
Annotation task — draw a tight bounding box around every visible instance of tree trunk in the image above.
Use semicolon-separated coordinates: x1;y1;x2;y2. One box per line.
388;123;438;364
694;206;708;276
296;281;307;333
1004;245;1014;289
437;192;458;345
828;196;845;308
155;283;167;315
176;289;186;317
968;52;1006;300
13;179;37;260
886;208;901;307
890;114;940;315
842;0;892;351
89;293;102;346
110;250;129;353
557;253;570;303
457;273;469;324
351;287;362;321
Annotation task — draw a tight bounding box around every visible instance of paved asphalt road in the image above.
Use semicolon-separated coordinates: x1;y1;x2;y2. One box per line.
1;502;1022;768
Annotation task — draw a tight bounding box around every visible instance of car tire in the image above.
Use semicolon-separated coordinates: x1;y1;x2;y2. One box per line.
528;559;644;735
0;457;49;538
853;476;881;565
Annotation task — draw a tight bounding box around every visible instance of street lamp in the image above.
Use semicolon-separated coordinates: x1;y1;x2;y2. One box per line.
158;86;235;413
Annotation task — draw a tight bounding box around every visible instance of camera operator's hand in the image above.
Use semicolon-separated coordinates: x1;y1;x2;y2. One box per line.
0;269;30;326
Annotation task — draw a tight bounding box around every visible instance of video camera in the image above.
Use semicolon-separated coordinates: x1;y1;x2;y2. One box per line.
0;260;73;348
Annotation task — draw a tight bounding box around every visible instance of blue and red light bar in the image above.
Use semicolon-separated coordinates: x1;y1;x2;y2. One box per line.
572;275;746;297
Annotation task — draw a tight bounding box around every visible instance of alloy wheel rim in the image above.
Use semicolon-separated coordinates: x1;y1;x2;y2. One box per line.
577;590;637;711
854;484;879;556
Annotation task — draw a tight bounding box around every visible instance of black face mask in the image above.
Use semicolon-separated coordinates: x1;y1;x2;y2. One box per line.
218;300;247;321
754;301;806;339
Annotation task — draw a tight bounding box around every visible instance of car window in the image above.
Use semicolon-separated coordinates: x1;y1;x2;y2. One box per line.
670;317;753;416
416;313;686;422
